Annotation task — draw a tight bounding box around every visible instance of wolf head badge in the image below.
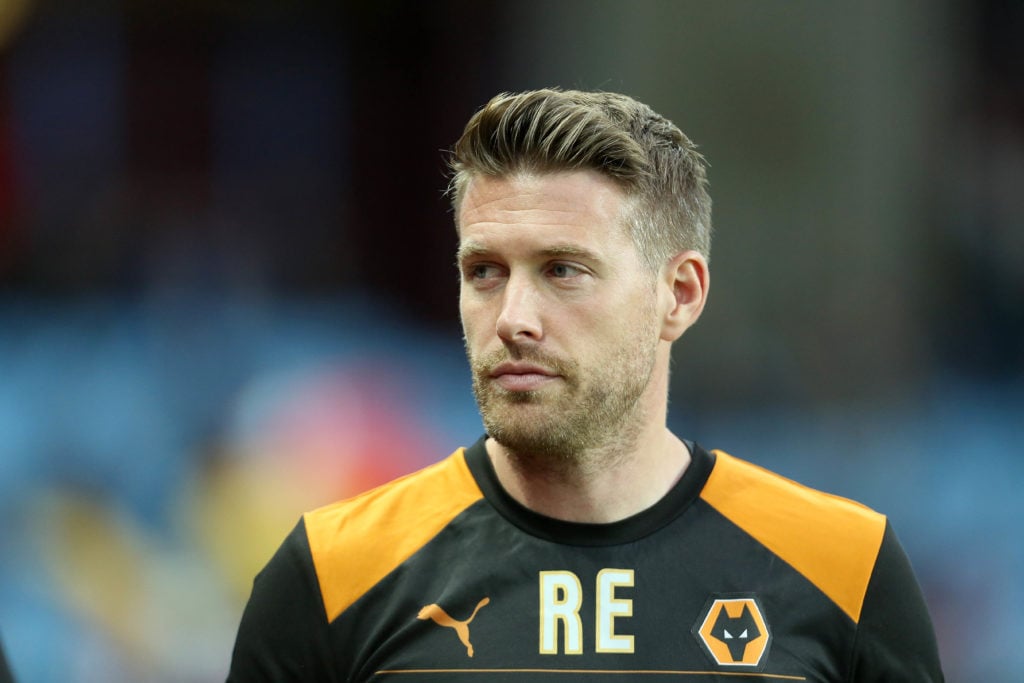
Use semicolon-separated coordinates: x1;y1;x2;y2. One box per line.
693;595;771;668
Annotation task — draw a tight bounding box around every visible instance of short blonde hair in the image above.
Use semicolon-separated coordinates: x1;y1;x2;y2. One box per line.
448;88;711;268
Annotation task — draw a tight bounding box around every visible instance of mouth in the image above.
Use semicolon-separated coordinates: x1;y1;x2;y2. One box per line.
488;361;560;392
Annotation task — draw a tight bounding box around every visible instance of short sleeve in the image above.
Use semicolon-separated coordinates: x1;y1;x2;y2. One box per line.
848;521;944;682
226;518;338;682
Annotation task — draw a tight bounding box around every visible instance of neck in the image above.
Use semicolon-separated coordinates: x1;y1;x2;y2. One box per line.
485;426;692;523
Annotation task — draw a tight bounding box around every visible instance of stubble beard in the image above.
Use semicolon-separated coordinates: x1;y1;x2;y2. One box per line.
468;331;659;475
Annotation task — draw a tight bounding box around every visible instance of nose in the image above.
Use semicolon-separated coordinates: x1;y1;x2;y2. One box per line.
495;275;543;343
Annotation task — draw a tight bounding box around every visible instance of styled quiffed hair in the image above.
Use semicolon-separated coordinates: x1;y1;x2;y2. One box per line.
448;88;711;268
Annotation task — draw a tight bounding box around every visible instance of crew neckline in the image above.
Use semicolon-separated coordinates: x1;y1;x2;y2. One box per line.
462;435;716;547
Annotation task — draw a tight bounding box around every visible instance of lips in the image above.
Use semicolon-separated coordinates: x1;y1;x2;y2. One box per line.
488;361;559;392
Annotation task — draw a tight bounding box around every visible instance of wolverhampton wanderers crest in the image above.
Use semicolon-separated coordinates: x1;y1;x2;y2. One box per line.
692;594;771;669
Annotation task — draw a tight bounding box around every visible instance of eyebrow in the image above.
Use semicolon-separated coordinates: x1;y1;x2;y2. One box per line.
456;242;602;266
455;242;490;265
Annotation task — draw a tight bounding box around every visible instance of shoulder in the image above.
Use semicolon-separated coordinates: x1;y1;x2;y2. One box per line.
700;449;887;623
700;450;886;533
303;447;485;621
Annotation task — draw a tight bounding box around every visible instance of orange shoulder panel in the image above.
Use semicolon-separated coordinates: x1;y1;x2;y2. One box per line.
304;448;484;622
700;451;886;624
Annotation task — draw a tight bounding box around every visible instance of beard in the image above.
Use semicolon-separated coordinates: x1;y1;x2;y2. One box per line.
468;327;659;469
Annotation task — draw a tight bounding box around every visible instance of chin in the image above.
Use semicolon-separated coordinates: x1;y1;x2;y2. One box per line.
485;416;585;458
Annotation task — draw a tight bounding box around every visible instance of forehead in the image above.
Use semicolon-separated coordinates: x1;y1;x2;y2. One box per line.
457;171;632;251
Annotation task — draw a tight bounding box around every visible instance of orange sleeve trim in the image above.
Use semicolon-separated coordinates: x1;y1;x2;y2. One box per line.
304;448;484;622
700;451;886;624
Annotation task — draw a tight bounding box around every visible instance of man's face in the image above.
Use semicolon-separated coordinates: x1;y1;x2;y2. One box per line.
457;170;664;459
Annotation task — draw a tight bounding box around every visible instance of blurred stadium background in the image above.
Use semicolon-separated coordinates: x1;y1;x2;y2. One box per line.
0;1;1021;680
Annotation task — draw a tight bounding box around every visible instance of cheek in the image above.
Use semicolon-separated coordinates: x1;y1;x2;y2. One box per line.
458;291;474;325
600;295;658;343
459;299;489;340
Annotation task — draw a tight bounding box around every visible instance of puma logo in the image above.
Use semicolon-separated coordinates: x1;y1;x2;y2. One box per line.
417;597;490;657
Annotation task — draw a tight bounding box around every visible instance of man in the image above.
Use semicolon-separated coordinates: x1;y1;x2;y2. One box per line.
227;89;944;681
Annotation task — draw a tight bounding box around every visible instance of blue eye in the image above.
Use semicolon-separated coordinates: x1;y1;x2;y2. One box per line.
466;263;500;281
550;263;582;278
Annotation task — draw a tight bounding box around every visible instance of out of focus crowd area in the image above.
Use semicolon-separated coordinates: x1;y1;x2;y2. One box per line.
0;1;1022;680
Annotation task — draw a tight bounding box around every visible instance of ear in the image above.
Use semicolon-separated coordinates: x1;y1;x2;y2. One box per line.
659;250;710;342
